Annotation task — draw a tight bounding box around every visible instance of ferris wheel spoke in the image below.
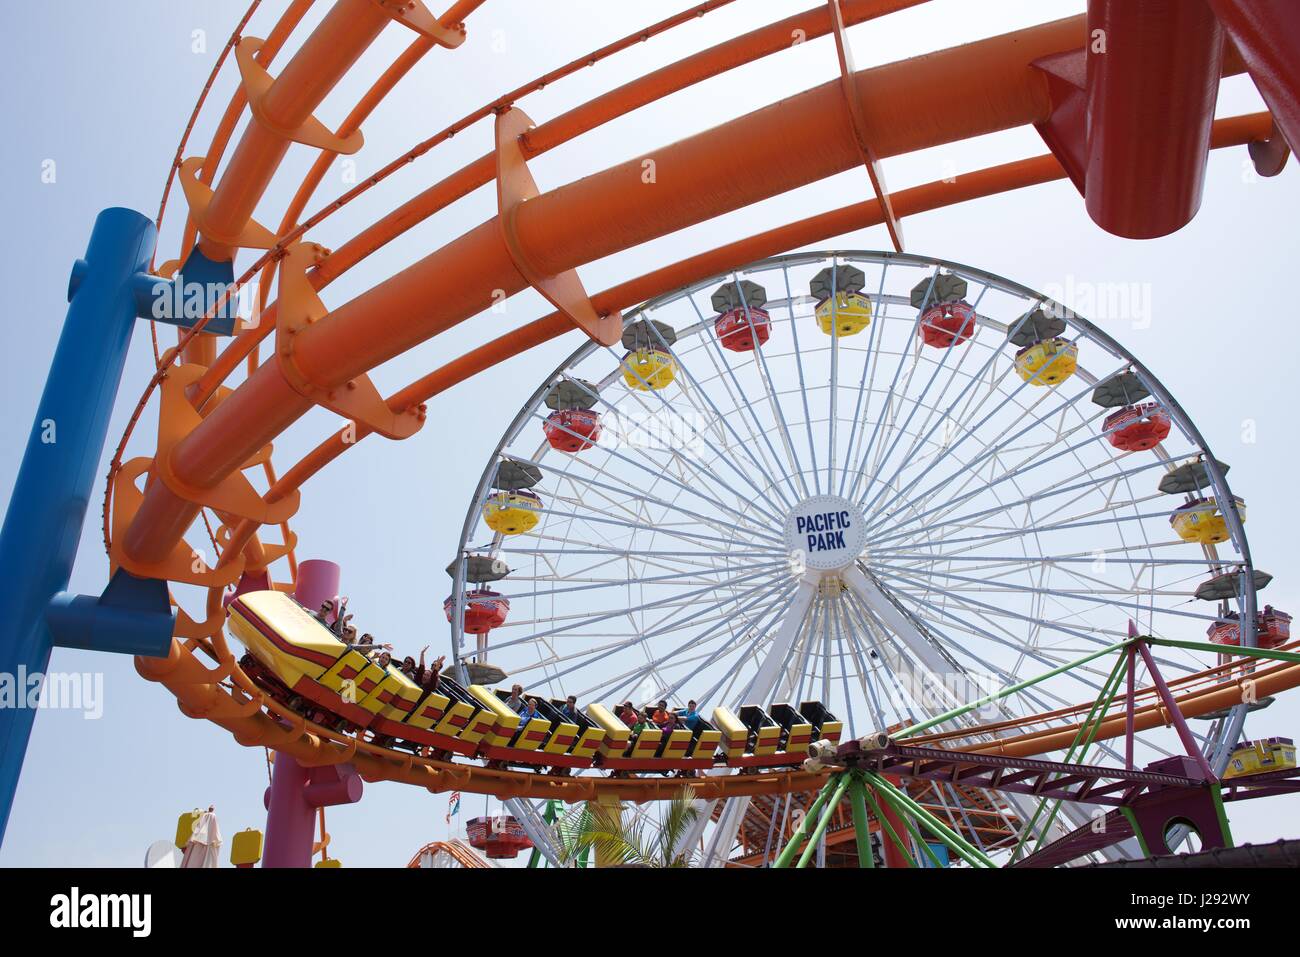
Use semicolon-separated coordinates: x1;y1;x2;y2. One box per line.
861;313;988;508
849;298;1038;507
498;558;786;604
847;269;949;498
879;404;1159;545
482;564;787;655
878;580;1117;697
863;353;1124;536
612;582;803;705
776;264;825;495
871;453;1175;551
509;593;767;692
853;313;976;514
863;334;1102;527
623;319;796;516
680;293;807;506
528;502;783;555
836;265;891;498
840;593;930;726
873;566;1204;667
541;477;783;549
556;377;787;529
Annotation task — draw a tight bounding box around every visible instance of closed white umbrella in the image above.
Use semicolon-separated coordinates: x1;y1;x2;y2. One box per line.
180;806;222;869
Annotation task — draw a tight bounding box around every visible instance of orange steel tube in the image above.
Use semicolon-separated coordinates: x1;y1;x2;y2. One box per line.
314;0;929;287
124;17;1087;564
297;16;1087;383
191;0;755;402
198;0;393;261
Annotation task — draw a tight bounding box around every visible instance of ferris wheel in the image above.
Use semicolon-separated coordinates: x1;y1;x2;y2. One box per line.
447;250;1267;861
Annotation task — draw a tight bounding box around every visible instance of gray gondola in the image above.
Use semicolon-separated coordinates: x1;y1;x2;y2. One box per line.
910;271;968;310
446;554;511;583
1007;306;1066;348
621;318;677;352
809;263;866;302
1091;371;1153;408
711;278;768;314
1195;568;1272;602
492;459;543;491
544;378;600;411
1158;458;1231;495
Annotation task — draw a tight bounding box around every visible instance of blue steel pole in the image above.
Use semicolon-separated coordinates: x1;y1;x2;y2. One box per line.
0;207;159;842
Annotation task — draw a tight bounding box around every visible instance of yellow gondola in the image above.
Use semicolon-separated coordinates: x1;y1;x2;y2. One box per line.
1014;337;1078;386
1170;495;1245;545
815;291;872;337
621;348;677;391
481;489;542;536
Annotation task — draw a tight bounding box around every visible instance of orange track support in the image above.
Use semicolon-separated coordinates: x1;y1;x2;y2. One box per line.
122;16;1091;567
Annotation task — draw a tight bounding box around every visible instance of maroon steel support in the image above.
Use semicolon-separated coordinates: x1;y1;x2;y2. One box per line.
1124;642;1136;769
1134;639;1216;781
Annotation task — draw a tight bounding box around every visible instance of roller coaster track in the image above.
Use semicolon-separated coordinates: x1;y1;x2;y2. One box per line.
116;0;1297;805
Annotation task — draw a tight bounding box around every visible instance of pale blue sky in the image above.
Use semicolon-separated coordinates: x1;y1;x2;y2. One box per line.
1;1;1296;866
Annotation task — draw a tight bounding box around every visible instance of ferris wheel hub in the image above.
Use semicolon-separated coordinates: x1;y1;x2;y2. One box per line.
783;494;869;576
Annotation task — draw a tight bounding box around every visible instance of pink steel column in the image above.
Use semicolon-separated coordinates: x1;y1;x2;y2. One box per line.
261;559;363;867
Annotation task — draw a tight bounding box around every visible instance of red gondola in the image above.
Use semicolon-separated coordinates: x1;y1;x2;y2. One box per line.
543;408;602;453
918;300;977;348
714;306;771;352
465;816;533;859
1206;606;1293;650
1103;402;1171;452
444;589;510;634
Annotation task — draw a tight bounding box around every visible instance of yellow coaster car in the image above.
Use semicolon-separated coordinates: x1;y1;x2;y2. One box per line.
1223;737;1296;780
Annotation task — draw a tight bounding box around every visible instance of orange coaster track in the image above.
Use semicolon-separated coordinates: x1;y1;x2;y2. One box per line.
115;0;1296;804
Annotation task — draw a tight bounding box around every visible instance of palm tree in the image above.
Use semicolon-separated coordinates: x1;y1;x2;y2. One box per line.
556;786;700;868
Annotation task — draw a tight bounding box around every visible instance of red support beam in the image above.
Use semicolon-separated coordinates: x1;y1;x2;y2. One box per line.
1205;0;1300;157
1084;0;1224;238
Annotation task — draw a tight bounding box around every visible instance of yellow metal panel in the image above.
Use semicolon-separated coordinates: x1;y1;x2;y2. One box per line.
712;706;747;757
230;828;263;866
175;810;201;849
571;726;607;758
629;727;663;758
515;717;552;752
408;690;449;731
542;721;581;755
753;725;781;756
660;728;693;760
433;699;480;741
378;671;423;725
783;721;814;755
690;729;722;759
467;685;518;746
587;704;630;757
